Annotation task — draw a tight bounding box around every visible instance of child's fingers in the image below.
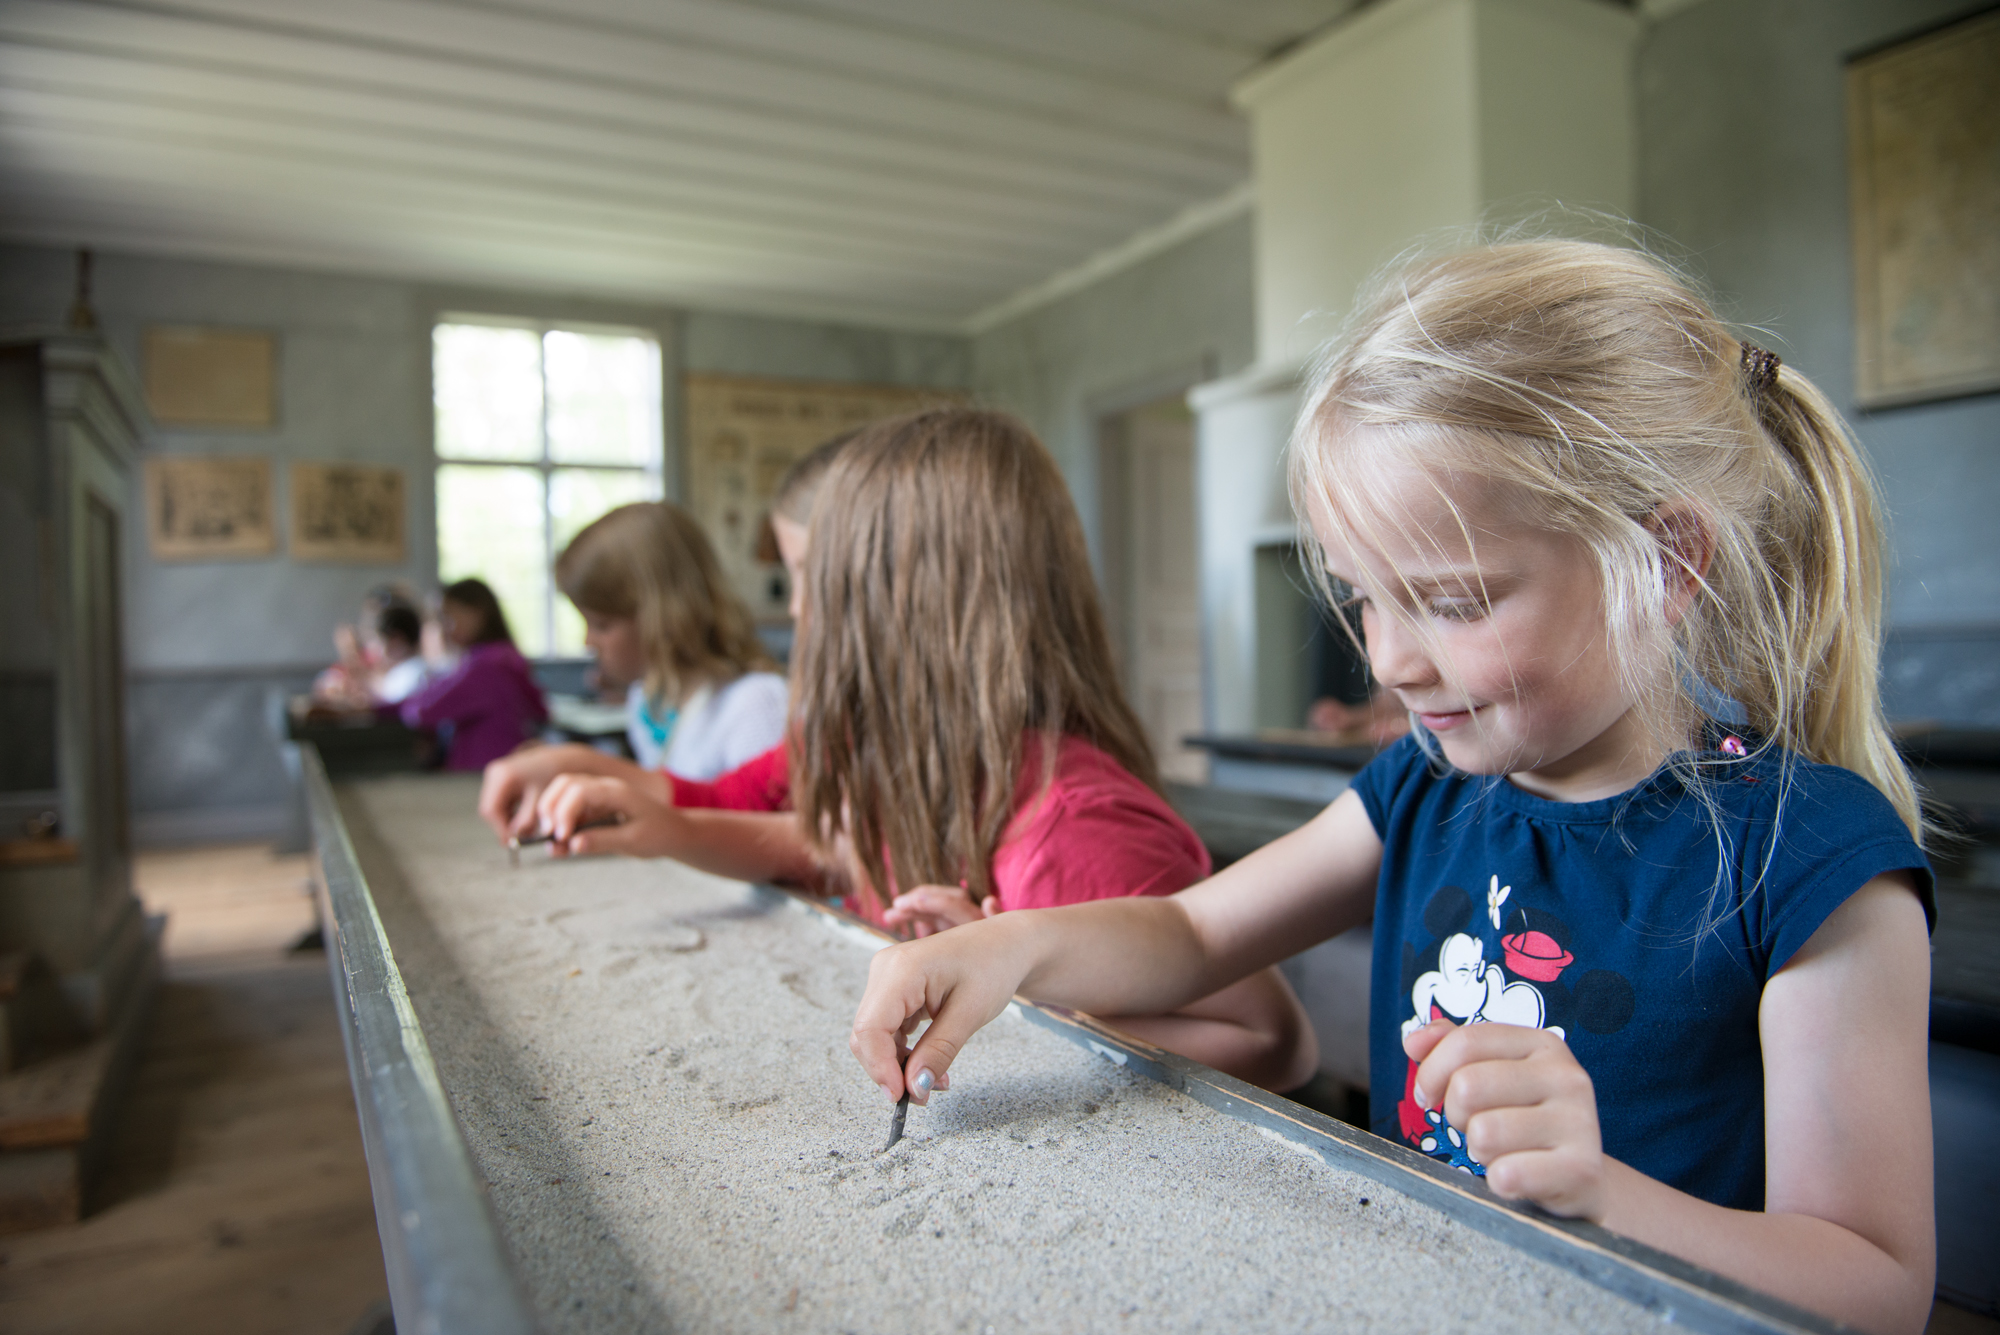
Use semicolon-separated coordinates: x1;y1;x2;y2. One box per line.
848;959;933;1100
507;782;543;839
1440;1054;1581;1127
888;885;982;931
1402;1015;1457;1067
1479;1146;1604;1218
564;820;644;859
477;766;526;841
850;939;1012;1105
1411;1021;1553;1109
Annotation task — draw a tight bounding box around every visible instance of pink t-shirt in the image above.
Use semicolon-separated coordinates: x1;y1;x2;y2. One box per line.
667;735;1211;926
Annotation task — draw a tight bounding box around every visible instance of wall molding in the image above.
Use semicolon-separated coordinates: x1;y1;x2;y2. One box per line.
961;183;1255;337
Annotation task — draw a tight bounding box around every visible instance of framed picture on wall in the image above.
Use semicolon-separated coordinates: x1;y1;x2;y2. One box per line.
290;462;406;564
143;455;276;560
1846;7;2000;408
682;375;960;620
142;326;279;428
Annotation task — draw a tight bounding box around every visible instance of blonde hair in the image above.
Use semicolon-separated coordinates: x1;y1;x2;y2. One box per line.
1289;238;1923;847
555;501;772;704
790;408;1160;909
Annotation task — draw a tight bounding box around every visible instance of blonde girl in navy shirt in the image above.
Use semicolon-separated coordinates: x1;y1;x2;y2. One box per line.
850;240;1936;1334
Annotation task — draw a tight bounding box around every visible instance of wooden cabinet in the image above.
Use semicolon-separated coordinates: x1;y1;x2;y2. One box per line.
0;333;159;1229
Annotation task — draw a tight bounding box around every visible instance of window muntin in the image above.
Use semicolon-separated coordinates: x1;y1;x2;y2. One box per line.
433;320;663;657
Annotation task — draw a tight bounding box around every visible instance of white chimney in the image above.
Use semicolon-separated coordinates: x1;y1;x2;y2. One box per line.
1193;0;1639;734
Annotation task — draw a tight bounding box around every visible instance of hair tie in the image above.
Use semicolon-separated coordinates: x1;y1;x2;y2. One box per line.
1740;342;1781;397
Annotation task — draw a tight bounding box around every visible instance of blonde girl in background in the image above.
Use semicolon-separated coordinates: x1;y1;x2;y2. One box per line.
524;408;1317;1091
473;500;783;826
850;242;1935;1334
559;501;785;778
478;436;847;836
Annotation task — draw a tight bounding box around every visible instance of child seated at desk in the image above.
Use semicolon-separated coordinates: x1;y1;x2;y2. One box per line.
847;241;1937;1334
314;591;430;710
398;578;547;771
556;501;786;780
505;408;1317;1092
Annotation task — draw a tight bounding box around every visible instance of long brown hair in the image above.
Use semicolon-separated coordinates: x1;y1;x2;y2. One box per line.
441;578;513;646
790;408;1159;908
555;501;771;704
1290;237;1922;853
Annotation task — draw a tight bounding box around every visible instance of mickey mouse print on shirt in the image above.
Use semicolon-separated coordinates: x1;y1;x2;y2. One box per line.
1394;874;1636;1175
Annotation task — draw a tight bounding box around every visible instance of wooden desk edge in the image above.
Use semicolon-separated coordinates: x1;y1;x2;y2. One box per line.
301;746;540;1335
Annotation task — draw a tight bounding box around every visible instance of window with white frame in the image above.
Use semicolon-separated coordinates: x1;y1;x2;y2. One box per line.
432;319;664;657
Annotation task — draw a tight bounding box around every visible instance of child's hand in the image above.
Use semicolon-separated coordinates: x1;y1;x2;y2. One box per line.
535;774;684;859
1404;1018;1607;1220
850;920;1030;1105
880;883;1001;938
478;746;564;842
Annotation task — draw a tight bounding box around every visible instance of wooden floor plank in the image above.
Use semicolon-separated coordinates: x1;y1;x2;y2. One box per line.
0;844;386;1335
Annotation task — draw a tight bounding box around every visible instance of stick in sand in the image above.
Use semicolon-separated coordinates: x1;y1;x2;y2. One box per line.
507;816;623;867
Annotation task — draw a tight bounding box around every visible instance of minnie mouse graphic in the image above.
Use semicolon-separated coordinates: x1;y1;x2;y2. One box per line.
1395;875;1633;1173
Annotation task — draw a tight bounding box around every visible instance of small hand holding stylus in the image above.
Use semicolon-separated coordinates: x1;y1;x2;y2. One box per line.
530;773;685;860
507;817;624;866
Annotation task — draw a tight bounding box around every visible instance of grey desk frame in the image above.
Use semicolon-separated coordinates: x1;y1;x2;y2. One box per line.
304;752;1841;1335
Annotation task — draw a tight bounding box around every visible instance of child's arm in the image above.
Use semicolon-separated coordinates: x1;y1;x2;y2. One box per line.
850;789;1382;1101
535;771;825;887
1406;872;1932;1335
477;744;667;841
1109;967;1320;1093
879;886;1318;1091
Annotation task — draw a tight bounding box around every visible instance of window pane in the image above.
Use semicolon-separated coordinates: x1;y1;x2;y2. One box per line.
435;324;543;462
544;330;661;467
547;467;665;656
437;464;549;657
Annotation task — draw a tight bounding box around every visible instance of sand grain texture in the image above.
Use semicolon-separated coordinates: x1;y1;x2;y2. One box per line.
337;775;1671;1334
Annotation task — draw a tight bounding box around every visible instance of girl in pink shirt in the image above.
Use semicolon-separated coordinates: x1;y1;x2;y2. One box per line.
505;408;1315;1091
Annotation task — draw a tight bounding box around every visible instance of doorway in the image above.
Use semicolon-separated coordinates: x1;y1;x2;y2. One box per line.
1098;396;1206;783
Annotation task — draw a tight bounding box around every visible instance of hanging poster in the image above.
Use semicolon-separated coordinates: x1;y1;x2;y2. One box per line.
682;375;959;620
1847;8;2000;407
291;462;406;563
144;455;276;560
143;326;278;428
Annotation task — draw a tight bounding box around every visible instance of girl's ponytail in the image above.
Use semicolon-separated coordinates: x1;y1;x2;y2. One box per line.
1745;356;1922;839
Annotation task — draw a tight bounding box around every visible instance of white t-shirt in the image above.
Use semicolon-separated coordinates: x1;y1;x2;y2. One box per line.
625;672;789;781
373;656;430;704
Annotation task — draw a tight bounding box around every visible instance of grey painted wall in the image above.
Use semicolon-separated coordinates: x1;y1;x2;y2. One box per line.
1638;0;2000;721
0;243;969;842
970;213;1257;564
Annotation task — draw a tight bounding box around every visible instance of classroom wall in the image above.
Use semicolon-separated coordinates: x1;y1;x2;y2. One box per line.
0;242;970;846
1637;0;2000;723
968;211;1257;567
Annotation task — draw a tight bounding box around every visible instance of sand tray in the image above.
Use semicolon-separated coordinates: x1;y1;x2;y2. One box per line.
305;758;1835;1335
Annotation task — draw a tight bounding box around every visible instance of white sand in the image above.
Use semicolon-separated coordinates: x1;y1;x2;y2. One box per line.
337;775;1675;1334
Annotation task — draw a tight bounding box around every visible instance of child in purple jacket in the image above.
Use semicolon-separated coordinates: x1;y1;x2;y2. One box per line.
398;579;547;771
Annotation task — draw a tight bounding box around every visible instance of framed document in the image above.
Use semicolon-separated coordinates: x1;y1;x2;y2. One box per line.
683;375;959;620
142;326;278;428
291;462;406;564
1847;8;2000;407
144;456;275;560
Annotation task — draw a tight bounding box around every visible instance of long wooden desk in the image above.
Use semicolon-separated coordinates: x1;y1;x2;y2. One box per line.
304;753;1834;1334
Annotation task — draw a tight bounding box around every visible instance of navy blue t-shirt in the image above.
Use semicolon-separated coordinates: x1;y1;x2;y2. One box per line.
1351;734;1933;1210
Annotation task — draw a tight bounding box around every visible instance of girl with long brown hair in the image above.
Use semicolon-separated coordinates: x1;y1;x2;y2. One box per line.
524;408;1315;1090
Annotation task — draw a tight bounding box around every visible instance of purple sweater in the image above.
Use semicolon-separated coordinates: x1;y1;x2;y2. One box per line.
398;641;548;771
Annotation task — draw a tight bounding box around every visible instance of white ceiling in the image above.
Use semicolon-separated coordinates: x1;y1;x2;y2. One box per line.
0;0;1361;332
